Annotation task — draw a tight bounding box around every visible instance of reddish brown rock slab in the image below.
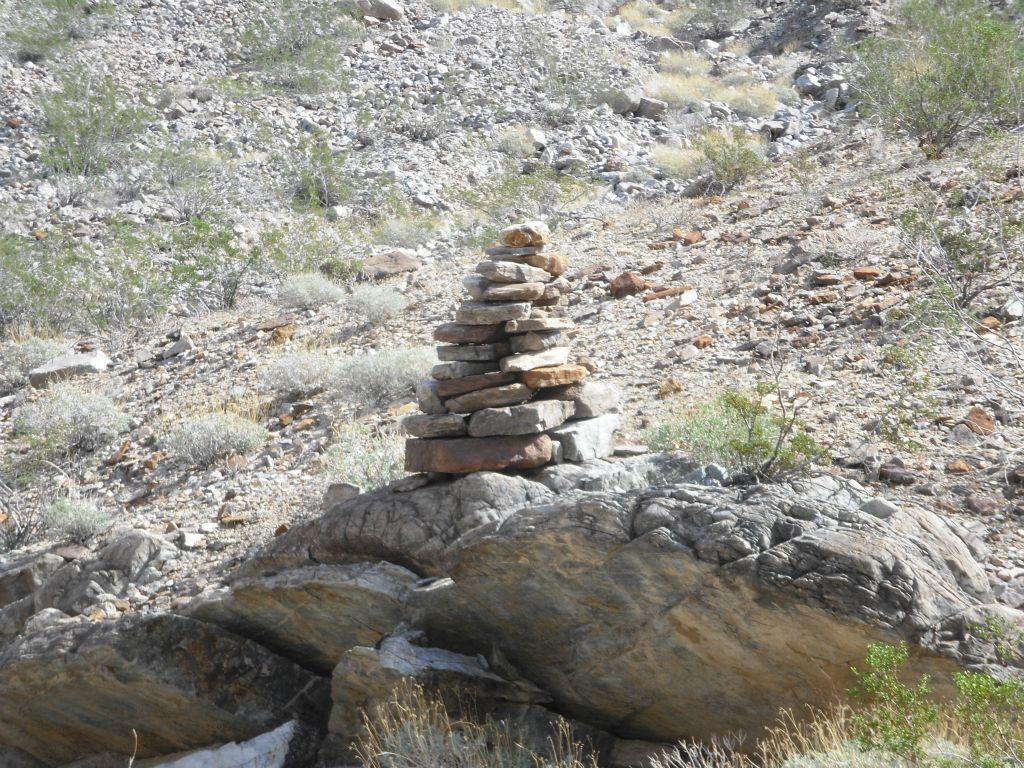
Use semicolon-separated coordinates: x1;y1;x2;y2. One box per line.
435;370;517;398
519;365;589;389
433;323;507;344
445;383;535;414
404;434;552;473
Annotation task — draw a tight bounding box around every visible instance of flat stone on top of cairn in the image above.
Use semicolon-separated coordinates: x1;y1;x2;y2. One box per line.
402;221;622;475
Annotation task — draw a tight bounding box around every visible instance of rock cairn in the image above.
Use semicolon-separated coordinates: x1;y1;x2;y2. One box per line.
403;221;620;474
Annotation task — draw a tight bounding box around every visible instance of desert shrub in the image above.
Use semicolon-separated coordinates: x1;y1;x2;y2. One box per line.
458;164;594;247
278;273;346;309
695;128;766;194
42;497;111;541
651;145;705;179
0;228;171;339
163;411;267;466
12;384;127;462
493;125;538;158
261;350;338;399
643;383;827;482
258;223;363;280
854;0;1024;159
357;682;598;768
291;139;353;211
3;0;114;62
333;347;434;408
326;421;404;490
347;286;408;326
40;75;147;181
164;218;262;311
0;338;67;395
848;642;940;761
236;0;361;93
157;145;233;222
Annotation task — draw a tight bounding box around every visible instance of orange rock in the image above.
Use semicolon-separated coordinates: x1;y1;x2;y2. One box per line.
693;335;714;349
964;406;996;436
274;523;290;536
657;378;684;399
609;271;647;298
518;365;589;388
292;418;315;432
278;414;294;427
143;452;165;471
680;230;703;245
105;440;131;466
404;434;552;473
853;266;882;280
642;284;694;302
977;316;1001;332
947;458;972;474
270;324;297;344
523;252;568;276
225;454;248;471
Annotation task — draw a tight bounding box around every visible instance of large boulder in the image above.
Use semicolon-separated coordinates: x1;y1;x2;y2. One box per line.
240;457;1016;748
410;476;1004;744
239;454;693;577
0;614;329;765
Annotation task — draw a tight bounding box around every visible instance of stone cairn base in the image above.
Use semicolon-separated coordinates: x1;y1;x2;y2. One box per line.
403;221;620;474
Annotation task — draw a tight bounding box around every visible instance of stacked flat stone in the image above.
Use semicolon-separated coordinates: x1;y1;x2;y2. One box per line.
403;221;621;474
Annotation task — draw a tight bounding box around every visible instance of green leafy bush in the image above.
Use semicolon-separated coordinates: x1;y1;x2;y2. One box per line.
695;128;766;195
40;75;147;179
847;642;939;761
164;412;267;467
165;218;261;310
644;384;827;482
291;139;353;211
854;0;1024;159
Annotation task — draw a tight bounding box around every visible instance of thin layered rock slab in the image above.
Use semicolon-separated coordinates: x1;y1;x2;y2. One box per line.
445;383;534;413
433;323;507;344
519;365;589;388
500;347;570;373
402;413;468;438
455;301;532;325
434;371;517;399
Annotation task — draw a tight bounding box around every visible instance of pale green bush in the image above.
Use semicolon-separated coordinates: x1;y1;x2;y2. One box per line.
12;384;127;460
326;421;404;490
164;412;267;466
347;285;408;326
42;497;112;541
333;347;433;408
261;350;338;399
278;273;346;309
0;338;67;395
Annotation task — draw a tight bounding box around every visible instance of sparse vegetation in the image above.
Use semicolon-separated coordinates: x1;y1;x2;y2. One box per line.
347;286;409;326
42;497;112;542
326;421;405;490
261;349;338;399
332;347;434;408
0;338;66;395
39;75;147;182
651;144;705;179
291;139;354;211
164;411;267;467
11;384;127;464
278;273;347;309
3;0;115;62
854;0;1024;159
695;127;767;194
357;682;599;768
644;382;827;482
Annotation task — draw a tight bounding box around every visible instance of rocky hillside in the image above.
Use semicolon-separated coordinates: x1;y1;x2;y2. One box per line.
1;0;1023;765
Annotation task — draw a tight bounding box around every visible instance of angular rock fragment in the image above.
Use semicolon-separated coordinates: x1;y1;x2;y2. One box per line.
475;261;553;285
433;323;507;344
445;383;535;413
436;343;510;362
434;371;517;399
518;365;589;389
500;347;570;373
548;413;620;461
498;221;550;247
505;318;574;333
431;361;500;381
29;350;112;388
455;301;533;325
468;401;574;438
